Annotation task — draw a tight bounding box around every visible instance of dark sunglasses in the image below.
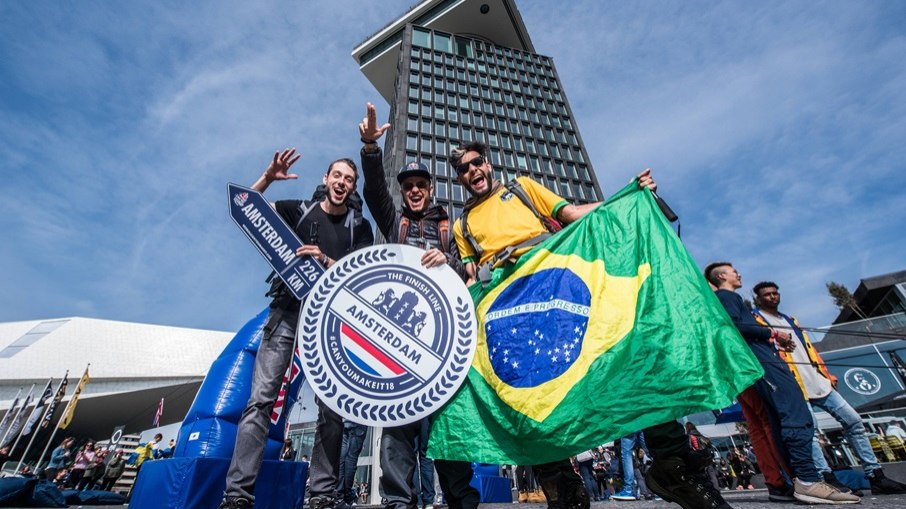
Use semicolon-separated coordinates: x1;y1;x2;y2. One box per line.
402;180;431;191
455;155;486;175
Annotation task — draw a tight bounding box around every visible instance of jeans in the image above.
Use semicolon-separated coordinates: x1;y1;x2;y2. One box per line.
224;308;298;502
414;418;436;506
338;422;368;503
809;389;880;474
577;460;600;500
620;432;647;492
751;356;820;482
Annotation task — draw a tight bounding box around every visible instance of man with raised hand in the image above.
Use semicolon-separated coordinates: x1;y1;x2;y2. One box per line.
753;280;906;496
705;262;859;505
451;141;731;509
219;149;374;509
359;103;478;509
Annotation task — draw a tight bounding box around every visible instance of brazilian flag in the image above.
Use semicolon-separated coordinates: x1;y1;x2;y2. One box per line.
428;182;763;464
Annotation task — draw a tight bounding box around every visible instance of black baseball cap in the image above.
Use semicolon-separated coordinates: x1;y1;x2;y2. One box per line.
396;161;432;183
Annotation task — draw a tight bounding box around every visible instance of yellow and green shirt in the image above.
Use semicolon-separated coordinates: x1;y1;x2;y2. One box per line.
453;177;567;266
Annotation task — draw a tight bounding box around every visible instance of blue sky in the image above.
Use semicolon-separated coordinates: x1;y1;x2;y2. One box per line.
1;1;904;335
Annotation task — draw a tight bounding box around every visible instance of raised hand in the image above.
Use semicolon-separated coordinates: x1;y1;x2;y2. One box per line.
637;167;657;192
359;102;391;142
265;148;301;182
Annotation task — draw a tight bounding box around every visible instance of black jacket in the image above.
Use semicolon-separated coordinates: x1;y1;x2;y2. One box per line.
361;147;465;281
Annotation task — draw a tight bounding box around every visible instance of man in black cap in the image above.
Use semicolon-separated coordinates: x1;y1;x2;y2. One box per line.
359;103;478;509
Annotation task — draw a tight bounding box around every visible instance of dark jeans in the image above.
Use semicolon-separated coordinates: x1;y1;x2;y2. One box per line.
577;460;600;500
435;460;478;509
309;398;344;498
338;422;368;503
414;418;436;506
752;358;820;482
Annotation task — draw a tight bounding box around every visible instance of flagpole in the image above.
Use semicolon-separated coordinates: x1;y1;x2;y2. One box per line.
16;377;60;472
8;378;52;460
36;365;86;470
0;387;23;437
0;383;35;449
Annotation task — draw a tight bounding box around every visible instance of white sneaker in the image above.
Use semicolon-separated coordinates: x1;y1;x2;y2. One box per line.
794;479;861;504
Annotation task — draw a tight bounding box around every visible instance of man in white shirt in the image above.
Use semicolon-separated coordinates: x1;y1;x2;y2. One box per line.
753;281;906;495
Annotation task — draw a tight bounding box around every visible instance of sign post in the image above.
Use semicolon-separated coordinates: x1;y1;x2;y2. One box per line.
228;183;324;300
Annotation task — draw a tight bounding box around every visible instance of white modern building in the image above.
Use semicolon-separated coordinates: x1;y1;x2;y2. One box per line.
0;317;233;442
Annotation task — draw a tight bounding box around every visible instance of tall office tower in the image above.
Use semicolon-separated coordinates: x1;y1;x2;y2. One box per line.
352;0;603;222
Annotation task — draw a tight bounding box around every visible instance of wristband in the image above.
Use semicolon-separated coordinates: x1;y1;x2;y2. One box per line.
361;137;377;145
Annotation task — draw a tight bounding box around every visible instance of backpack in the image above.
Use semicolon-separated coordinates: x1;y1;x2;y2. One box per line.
459;179;562;282
398;216;450;254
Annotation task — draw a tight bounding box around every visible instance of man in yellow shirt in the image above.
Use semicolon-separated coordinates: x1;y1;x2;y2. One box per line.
449;142;735;509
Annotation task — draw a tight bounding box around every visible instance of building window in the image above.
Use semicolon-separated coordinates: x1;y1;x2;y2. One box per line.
436;180;448;199
434;32;452;53
454;36;473;58
412;28;431;49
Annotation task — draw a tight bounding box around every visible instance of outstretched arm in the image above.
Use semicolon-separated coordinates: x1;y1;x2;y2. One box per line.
557;168;657;224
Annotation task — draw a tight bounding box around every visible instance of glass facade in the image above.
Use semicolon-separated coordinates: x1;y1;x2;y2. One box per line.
385;25;602;218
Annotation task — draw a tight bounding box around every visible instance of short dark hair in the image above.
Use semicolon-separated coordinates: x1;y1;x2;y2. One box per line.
450;141;488;167
752;281;778;297
703;261;732;286
327;158;358;183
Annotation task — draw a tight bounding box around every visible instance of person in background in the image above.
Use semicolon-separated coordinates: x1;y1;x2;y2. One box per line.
101;450;127;491
67;440;96;489
282;439;297;461
44;437;74;482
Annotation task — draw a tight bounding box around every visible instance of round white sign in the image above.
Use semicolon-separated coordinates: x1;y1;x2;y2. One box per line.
299;244;476;425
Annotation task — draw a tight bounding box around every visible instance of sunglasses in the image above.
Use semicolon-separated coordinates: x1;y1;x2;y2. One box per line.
402;180;431;191
455;155;486;175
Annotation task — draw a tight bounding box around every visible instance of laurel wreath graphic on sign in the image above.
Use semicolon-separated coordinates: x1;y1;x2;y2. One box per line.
300;248;474;422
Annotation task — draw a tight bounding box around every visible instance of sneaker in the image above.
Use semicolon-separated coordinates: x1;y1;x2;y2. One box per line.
868;468;906;495
218;497;253;509
822;471;860;496
767;484;796;503
645;456;731;509
610;487;636;501
793;479;860;504
309;496;337;509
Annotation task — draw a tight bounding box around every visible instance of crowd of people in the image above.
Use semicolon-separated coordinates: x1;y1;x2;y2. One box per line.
23;432;172;493
210;102;905;509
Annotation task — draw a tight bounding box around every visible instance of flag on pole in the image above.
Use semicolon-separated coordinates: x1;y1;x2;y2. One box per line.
271;345;302;424
20;378;53;437
0;386;34;448
41;372;69;429
428;183;764;464
0;390;22;440
153;397;164;427
59;366;90;430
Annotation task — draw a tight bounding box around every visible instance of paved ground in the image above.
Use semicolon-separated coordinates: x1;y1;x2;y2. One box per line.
94;490;906;508
488;489;906;508
8;488;906;508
